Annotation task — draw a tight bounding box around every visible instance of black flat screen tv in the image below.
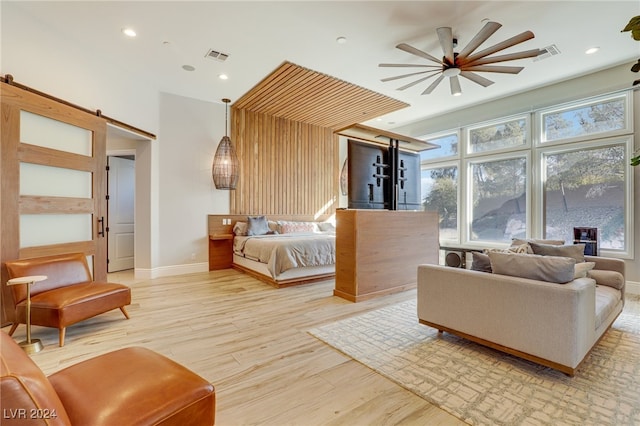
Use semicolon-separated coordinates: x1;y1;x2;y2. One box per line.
347;139;421;210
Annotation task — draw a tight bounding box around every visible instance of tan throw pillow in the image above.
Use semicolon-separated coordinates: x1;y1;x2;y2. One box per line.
233;221;248;236
488;252;576;284
574;261;596;279
529;242;585;263
511;238;565;254
511;238;565;246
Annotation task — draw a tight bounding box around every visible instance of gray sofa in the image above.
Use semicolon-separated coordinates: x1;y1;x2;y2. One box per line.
417;255;625;376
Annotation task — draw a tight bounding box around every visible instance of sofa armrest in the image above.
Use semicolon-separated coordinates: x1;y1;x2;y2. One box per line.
417;265;596;369
585;255;625;277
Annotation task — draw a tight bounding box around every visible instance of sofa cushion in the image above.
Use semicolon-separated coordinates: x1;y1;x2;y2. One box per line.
471;252;492;272
48;347;215;426
574;261;596;279
529;242;585;263
595;285;622;330
488;252;576;283
588;270;625;290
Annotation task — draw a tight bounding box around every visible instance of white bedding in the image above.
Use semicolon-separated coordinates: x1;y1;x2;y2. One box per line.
233;232;335;278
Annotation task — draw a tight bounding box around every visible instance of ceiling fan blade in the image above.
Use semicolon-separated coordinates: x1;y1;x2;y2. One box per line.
449;75;462;96
422;74;445;95
461;31;535;64
396;43;443;65
463;49;542;66
379;63;442;68
397;72;441;91
436;27;454;63
463;65;524;74
457;21;502;60
381;70;434;82
460;71;494;87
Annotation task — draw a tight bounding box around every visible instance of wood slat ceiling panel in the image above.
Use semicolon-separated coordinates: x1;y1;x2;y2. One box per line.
234;62;408;130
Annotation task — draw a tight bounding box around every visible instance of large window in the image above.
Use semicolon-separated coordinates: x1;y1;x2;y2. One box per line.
420;91;633;257
542;142;628;250
469;156;527;242
540;95;628;143
468;116;528;154
422;165;458;241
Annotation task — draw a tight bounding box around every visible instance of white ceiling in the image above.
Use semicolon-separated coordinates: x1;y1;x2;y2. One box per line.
5;1;640;130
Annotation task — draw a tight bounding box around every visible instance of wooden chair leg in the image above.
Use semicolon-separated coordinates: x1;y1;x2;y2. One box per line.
120;306;130;319
8;323;19;336
59;328;66;347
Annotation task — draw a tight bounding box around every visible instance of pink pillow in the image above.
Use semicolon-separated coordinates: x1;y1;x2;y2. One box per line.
279;221;316;234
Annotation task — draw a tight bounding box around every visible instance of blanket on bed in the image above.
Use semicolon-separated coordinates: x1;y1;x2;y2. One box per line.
234;233;335;277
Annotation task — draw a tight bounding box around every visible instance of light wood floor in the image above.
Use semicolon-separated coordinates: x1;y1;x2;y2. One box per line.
4;269;466;426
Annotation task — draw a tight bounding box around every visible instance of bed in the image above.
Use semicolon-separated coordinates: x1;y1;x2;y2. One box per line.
208;214;336;287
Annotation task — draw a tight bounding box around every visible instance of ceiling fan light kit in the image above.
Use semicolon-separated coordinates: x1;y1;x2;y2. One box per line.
380;21;541;96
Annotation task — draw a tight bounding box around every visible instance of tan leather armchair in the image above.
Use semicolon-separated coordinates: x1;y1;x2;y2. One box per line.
0;331;216;425
4;253;131;346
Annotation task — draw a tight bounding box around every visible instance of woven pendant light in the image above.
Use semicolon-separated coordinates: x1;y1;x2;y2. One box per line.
212;98;239;190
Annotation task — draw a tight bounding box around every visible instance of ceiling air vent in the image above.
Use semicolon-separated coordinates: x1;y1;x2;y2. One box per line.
534;44;560;62
205;49;229;62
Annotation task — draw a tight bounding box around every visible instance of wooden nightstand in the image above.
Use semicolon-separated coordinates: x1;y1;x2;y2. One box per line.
209;234;234;270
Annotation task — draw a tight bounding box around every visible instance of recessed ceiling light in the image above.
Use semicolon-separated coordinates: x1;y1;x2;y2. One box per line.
585;47;599;55
122;28;137;38
336;36;347;44
182;65;195;72
218;74;229;80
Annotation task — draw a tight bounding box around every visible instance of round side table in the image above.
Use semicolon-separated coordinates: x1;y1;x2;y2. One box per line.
7;275;47;354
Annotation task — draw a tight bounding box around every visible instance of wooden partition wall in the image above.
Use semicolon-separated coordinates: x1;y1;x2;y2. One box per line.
230;109;338;216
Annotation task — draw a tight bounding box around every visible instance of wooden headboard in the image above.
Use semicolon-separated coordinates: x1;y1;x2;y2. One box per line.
207;214;333;237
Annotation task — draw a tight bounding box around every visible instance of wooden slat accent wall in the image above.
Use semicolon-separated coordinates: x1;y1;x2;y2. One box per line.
230;109;338;216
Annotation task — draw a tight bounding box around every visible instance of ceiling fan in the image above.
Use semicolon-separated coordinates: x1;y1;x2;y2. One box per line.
379;21;542;96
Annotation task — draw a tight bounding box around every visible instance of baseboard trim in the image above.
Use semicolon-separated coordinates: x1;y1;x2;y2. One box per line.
134;262;209;279
626;280;640;295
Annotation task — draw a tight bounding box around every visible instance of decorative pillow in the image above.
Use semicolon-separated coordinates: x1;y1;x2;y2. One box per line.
317;222;336;233
268;220;279;233
574;261;596;279
233;221;248;236
488;252;576;284
247;216;270;236
470;252;492;273
529;242;585;263
278;221;317;234
483;244;529;254
588;270;625;290
511;238;565;246
511;238;565;254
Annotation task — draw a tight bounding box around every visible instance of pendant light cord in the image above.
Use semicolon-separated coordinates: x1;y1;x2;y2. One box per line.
222;98;230;137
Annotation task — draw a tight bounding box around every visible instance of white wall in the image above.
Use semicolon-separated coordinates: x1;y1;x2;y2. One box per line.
155;93;230;276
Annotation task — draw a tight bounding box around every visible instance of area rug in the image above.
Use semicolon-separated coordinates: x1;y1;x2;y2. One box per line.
309;296;640;426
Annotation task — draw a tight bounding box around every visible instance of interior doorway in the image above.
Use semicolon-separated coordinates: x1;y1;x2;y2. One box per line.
107;155;135;272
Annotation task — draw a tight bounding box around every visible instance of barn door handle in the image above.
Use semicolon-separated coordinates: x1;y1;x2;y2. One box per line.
98;217;105;237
